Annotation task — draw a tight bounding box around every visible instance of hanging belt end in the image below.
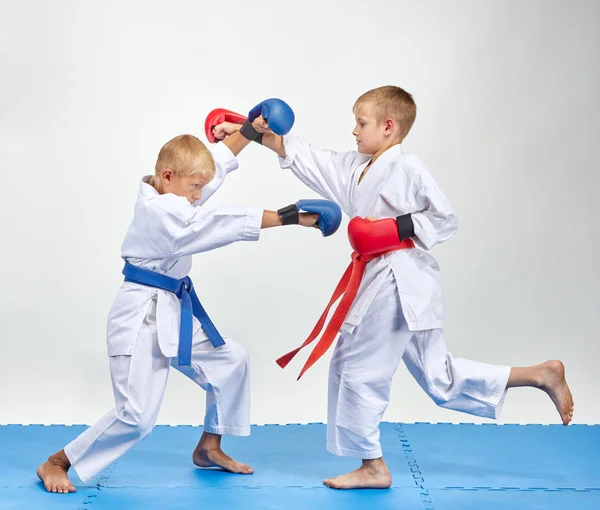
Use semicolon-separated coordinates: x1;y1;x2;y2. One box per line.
275;356;290;369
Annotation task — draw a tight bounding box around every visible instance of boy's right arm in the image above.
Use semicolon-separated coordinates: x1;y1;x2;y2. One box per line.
153;197;320;258
172;207;320;257
195;142;240;206
267;131;360;216
220;131;253;157
260;130;286;158
228;120;361;215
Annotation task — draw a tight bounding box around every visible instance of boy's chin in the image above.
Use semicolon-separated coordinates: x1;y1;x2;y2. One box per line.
357;145;374;155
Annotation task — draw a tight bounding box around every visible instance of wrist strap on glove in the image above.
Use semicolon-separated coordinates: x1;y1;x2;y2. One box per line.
277;204;299;225
239;120;264;145
396;214;415;241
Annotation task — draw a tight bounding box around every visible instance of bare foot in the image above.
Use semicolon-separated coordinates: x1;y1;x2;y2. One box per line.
193;432;253;474
37;450;76;494
538;360;574;426
324;458;392;489
193;448;254;474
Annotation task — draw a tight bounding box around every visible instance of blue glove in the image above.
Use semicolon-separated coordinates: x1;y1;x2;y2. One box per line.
248;98;295;136
277;199;342;237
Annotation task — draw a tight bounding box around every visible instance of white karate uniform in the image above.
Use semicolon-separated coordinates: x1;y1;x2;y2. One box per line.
65;143;262;483
279;135;511;459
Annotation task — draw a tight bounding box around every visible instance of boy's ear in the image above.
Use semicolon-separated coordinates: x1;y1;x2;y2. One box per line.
384;118;394;133
161;168;174;182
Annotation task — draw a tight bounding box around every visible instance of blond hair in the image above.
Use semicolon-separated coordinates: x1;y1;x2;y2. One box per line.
353;86;417;141
150;134;215;190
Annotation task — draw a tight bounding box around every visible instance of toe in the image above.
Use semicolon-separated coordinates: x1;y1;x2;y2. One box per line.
325;478;341;489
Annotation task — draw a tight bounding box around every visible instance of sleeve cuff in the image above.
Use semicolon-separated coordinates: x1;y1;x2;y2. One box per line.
410;213;434;250
210;142;239;174
243;207;263;241
278;134;300;169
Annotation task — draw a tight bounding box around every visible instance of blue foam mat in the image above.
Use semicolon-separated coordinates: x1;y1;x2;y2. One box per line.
101;422;416;488
401;423;600;490
0;425;94;487
429;488;600;510
2;422;600;509
88;486;425;510
0;487;99;510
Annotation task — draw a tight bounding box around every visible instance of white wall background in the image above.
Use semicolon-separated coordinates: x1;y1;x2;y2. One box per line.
0;0;598;428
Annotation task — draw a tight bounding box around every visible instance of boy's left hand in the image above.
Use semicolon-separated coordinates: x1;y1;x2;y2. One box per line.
276;199;342;237
212;121;241;140
299;213;319;227
251;116;272;134
204;108;247;143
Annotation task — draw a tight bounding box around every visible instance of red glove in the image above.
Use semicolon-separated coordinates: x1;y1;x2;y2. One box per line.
348;217;414;256
204;108;247;143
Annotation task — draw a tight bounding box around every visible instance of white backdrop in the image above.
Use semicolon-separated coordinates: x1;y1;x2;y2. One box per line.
1;0;598;428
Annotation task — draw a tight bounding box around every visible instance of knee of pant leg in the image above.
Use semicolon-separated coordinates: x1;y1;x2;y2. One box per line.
404;361;449;407
419;373;455;407
404;344;455;407
227;339;250;368
342;371;392;406
429;389;451;408
117;407;157;439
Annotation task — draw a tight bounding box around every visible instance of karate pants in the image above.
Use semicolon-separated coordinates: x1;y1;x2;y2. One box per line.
327;280;511;459
64;301;250;483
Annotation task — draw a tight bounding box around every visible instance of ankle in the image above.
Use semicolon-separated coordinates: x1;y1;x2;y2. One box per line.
197;435;222;453
49;450;71;469
197;443;220;453
362;457;387;472
507;366;544;389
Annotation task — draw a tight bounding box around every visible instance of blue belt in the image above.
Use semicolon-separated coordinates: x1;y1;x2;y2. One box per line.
122;262;225;366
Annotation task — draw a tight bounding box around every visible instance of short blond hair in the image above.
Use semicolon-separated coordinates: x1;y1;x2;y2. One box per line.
354;86;417;141
150;134;215;190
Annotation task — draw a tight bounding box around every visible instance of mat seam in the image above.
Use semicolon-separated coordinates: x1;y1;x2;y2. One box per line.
395;423;436;510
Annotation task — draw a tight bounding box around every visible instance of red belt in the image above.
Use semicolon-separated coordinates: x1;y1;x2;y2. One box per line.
276;238;415;379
